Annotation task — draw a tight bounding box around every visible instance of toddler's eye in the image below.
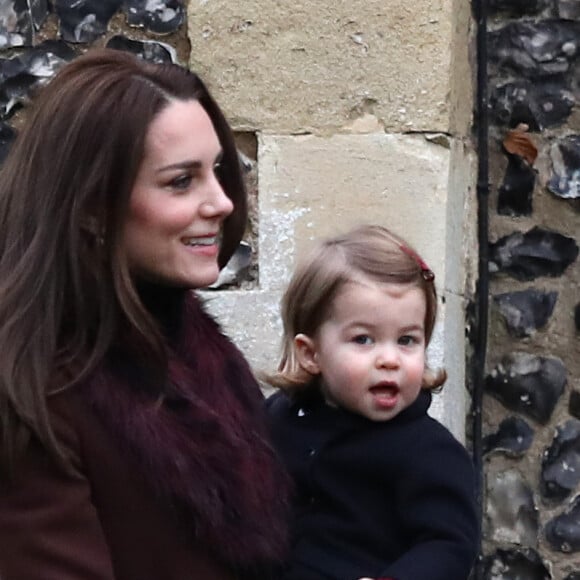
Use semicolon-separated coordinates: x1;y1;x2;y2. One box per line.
353;335;373;345
399;335;417;346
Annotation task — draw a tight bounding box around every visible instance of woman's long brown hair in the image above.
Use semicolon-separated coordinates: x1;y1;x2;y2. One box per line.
0;49;247;473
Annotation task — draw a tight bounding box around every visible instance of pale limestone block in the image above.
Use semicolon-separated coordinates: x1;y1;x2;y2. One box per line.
187;0;465;134
258;133;453;292
429;292;470;442
200;289;283;378
448;0;473;136
445;139;478;295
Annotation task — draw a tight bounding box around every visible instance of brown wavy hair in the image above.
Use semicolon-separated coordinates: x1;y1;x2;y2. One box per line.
266;224;447;393
0;49;247;471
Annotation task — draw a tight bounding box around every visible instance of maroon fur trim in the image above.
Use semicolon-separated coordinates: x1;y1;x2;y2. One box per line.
82;294;289;573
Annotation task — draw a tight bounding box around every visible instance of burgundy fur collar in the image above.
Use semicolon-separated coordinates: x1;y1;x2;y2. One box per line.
82;292;289;575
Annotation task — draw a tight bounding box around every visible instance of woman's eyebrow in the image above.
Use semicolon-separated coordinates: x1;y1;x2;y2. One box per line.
158;150;224;173
157;160;202;173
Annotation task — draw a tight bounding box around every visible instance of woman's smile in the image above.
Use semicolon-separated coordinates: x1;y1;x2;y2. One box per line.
123;99;234;289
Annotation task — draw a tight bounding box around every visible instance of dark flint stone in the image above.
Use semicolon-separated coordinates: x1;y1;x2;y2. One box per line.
497;155;535;216
483;548;551;580
559;0;580;20
489;0;551;17
0;41;76;119
548;135;580;199
490;80;575;131
209;242;252;289
541;419;580;501
30;0;49;30
545;495;580;552
238;150;255;173
575;303;580;331
54;0;123;43
570;390;580;420
0;121;16;164
485;352;566;424
489;20;580;78
21;39;76;74
483;416;534;457
0;0;35;47
123;0;184;35
493;288;558;337
106;36;176;63
489;226;579;280
487;470;538;546
0;71;35;119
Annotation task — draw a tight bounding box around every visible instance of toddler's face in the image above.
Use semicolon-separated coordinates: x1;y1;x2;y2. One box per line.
296;279;426;421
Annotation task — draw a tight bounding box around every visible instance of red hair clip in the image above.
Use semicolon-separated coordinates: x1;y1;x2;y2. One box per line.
399;244;435;282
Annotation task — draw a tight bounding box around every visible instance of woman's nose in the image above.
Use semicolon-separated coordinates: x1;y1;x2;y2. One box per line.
201;174;234;218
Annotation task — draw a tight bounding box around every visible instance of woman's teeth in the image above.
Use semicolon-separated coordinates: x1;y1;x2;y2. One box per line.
183;236;217;246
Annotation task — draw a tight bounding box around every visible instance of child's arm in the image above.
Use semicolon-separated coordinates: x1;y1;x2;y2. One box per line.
377;426;480;580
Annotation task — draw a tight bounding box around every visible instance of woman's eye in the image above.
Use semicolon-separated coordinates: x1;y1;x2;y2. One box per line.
353;335;373;345
170;174;193;190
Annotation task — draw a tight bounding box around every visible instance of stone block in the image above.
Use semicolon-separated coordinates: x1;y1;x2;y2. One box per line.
187;0;471;134
258;133;469;295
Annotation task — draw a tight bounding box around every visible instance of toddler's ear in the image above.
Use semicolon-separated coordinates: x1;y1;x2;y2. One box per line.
294;334;320;375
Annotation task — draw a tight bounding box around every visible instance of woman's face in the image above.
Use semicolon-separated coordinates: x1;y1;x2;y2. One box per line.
122;99;234;289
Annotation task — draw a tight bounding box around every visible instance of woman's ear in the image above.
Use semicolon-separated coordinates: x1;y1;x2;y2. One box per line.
294;333;320;375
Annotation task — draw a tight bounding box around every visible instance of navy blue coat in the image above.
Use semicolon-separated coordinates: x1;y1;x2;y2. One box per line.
266;389;479;580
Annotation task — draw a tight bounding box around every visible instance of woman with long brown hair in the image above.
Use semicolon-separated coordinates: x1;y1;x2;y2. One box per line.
0;48;288;580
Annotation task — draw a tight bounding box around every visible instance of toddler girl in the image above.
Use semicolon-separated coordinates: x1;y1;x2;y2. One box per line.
266;224;479;580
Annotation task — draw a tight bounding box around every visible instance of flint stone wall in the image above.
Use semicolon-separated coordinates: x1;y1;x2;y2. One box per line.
483;1;580;577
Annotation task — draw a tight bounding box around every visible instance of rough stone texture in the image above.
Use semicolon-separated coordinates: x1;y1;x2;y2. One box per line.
489;0;551;17
258;133;468;291
493;288;558;337
489;20;580;79
541;419;580;501
54;0;122;43
545;495;580;553
486;4;580;577
187;0;472;135
497;155;535;215
485;352;567;424
483;548;551;579
548;135;580;200
489;227;579;281
483;416;534;457
490;79;576;131
486;469;538;546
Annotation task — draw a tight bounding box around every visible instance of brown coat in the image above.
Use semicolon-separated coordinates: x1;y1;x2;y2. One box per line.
0;295;289;580
0;390;234;580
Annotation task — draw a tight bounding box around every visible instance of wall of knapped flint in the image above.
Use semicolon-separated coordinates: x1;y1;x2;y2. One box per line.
484;1;580;578
0;1;190;150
